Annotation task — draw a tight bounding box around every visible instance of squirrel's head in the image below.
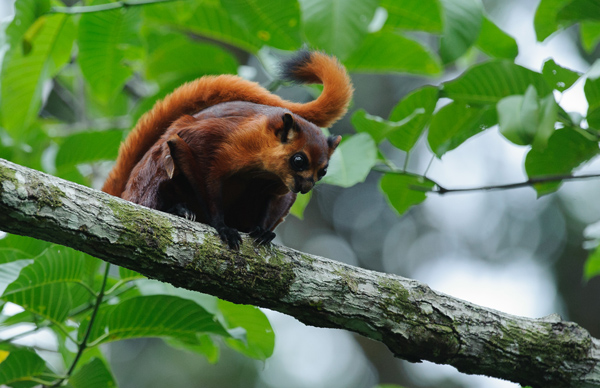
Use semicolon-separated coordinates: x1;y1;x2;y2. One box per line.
185;101;342;195
265;111;341;194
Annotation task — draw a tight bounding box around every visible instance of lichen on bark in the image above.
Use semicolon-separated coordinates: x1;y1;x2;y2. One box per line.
0;157;599;388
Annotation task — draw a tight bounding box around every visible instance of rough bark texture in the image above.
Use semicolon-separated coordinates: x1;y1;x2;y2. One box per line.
0;157;599;387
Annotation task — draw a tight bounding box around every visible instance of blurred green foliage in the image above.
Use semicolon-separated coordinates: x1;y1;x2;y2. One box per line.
1;0;600;386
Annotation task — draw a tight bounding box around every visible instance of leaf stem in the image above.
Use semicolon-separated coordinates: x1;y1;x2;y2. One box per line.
52;263;111;386
424;154;435;176
50;322;78;344
86;333;110;348
75;281;97;297
402;151;410;172
29;377;61;385
49;0;179;14
69;284;136;319
104;279;129;295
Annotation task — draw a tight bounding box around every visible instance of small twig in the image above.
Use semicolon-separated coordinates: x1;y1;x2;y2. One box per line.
434;173;600;194
51;263;111;387
49;0;180;14
373;165;600;194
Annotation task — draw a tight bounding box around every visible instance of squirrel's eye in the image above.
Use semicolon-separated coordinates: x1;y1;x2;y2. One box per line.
290;153;308;171
318;167;327;179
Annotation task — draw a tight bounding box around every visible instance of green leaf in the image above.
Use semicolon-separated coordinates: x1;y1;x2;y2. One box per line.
0;348;46;386
381;0;443;32
380;173;435;216
558;0;600;23
439;0;483;64
344;31;441;75
0;310;35;328
1;13;74;136
0;235;50;256
3;282;72;326
581;21;600;53
497;85;558;148
174;2;261;53
2;246;94;324
584;245;600;281
584;76;600;129
352;110;402;144
145;34;238;86
321;133;377;187
517;91;542;136
442;60;553;104
427;102;497;157
82;295;229;345
352;107;432;152
525;128;599;196
0;249;29;265
299;0;378;60
290;191;312;220
534;0;570;42
222;0;301;50
535;94;559;149
55;130;123;170
542;59;581;92
5;0;50;51
78;6;141;103
0;249;33;295
476;16;518;60
388;86;439;151
219;300;274;360
69;358;116;388
165;335;220;364
118;266;144;282
142;0;194;24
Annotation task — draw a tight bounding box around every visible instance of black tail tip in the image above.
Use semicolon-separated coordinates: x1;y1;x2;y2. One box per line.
280;50;313;83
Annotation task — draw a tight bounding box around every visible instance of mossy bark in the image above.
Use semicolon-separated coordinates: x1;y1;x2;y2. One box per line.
0;158;599;388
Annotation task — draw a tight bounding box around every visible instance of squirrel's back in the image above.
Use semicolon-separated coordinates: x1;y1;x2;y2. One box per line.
102;51;353;197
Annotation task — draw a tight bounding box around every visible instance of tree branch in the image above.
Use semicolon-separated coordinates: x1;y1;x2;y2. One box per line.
0;157;599;388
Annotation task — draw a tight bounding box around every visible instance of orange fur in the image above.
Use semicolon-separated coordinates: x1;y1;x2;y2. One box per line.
102;51;353;197
102;51;353;248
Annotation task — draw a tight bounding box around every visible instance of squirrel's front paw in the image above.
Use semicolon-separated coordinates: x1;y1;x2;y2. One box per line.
249;226;276;246
217;226;242;250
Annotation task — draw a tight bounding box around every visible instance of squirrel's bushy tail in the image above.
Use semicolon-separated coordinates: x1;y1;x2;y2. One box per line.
102;51;353;197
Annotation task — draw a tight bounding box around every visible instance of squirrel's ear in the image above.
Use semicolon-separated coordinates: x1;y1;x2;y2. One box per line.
327;135;342;150
164;135;185;179
279;113;297;143
164;154;176;179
